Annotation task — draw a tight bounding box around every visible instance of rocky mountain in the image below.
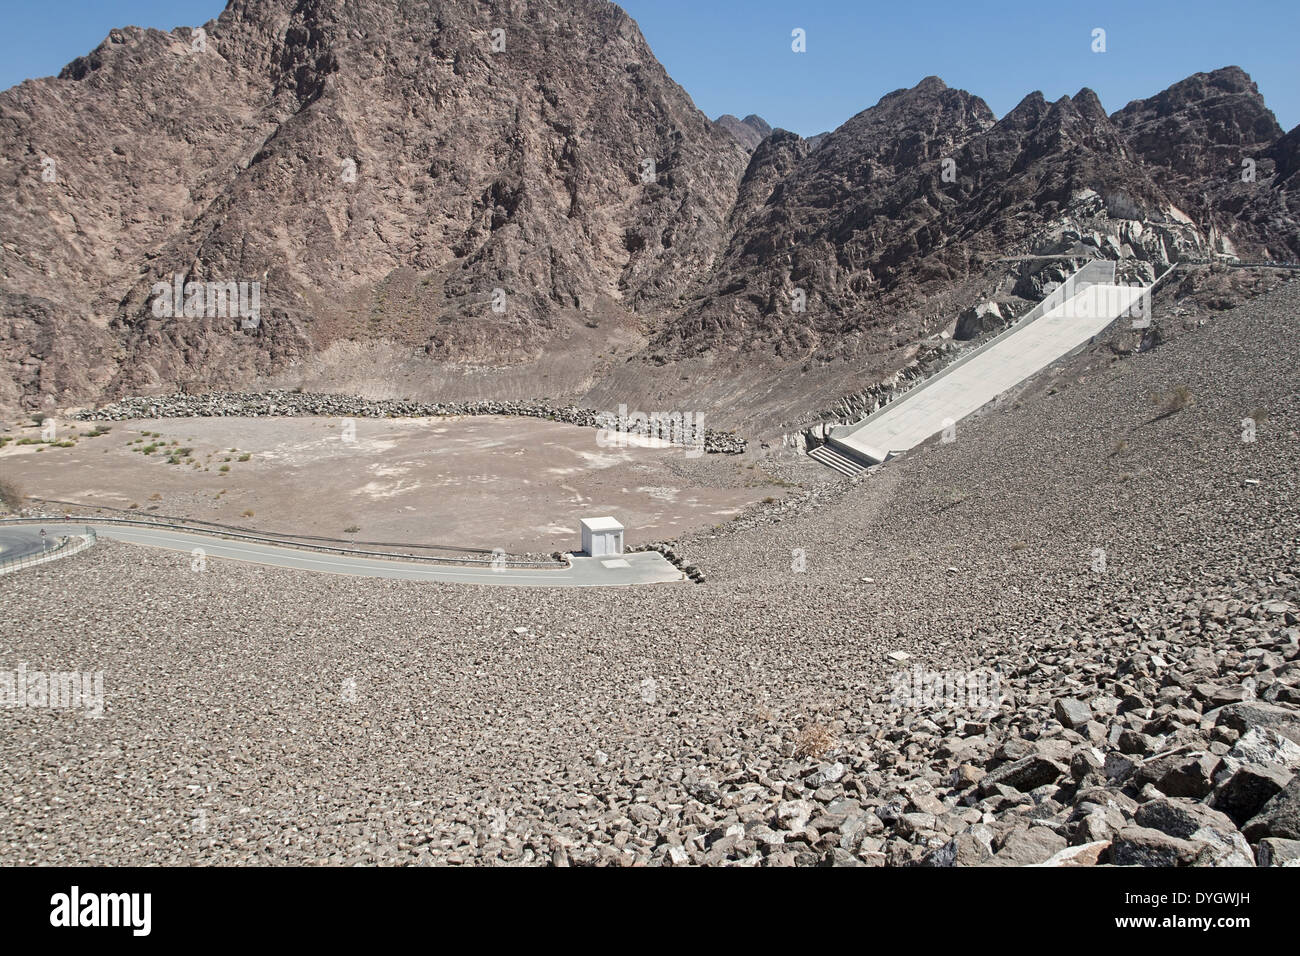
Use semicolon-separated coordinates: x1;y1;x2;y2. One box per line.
650;76;1232;364
0;0;748;410
1111;67;1283;183
1;0;1296;428
637;71;1300;400
1112;66;1300;261
713;113;772;152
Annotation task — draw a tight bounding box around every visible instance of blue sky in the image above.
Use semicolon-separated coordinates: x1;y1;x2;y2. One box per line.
2;0;1296;135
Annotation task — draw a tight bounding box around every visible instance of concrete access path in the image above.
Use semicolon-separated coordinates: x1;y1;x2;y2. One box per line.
0;521;683;587
828;261;1150;466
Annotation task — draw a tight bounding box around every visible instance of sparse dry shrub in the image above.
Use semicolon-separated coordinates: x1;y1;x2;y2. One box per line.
794;722;836;760
1151;384;1194;416
0;476;25;512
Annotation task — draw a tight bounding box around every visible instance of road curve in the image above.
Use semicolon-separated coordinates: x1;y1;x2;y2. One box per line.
0;527;51;563
0;522;683;588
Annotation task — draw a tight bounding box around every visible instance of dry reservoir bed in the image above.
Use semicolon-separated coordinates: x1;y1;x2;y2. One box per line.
0;415;785;554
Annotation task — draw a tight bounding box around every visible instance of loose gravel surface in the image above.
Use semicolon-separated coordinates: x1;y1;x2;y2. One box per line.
1;279;1297;865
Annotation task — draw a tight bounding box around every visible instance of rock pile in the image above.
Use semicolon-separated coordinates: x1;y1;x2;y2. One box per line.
639;596;1300;867
73;390;747;455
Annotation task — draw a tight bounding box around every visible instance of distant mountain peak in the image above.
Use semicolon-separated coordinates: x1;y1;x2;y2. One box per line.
714;113;773;151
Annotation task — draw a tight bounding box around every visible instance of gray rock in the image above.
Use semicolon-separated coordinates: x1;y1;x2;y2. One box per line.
1188;826;1255;867
804;762;846;788
1208;763;1293;826
1142;751;1220;798
1070;747;1106;780
1132;798;1238;840
776;799;815;832
1216;702;1300;746
1226;726;1300;771
1074;807;1124;844
1256;837;1300;867
746;824;786;847
1090;694;1123;717
629;803;662;827
930;830;996;866
837;814;871;851
989;825;1067;866
1104;753;1139;782
1243;775;1300;841
954;301;1005;341
825;847;866;867
1112;826;1200;866
978;755;1067;795
1054;698;1093;730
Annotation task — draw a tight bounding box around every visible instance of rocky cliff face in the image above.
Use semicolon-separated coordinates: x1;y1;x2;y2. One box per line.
0;0;748;408
1;1;1296;422
1111;67;1283;182
649;77;1239;362
652;78;997;359
1111;66;1298;260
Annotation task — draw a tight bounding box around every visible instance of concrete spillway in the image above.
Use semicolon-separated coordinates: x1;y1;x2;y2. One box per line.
827;261;1151;466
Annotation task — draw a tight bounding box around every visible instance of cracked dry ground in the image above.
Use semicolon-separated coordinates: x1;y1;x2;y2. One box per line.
2;279;1298;865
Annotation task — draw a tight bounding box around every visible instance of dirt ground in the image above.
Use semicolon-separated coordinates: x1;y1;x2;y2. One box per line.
0;415;793;554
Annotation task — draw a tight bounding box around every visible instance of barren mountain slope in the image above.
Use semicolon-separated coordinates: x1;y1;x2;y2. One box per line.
652;79;1199;363
1112;66;1300;260
605;70;1299;434
0;0;748;408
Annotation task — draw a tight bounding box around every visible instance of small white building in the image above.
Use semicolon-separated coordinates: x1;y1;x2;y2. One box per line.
580;516;624;557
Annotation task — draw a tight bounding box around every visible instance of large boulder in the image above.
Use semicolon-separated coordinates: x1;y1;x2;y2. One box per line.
1244;775;1300;841
1215;702;1300;746
954;301;1005;341
1112;826;1201;866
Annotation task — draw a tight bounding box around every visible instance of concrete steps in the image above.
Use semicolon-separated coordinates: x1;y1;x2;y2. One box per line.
807;443;867;477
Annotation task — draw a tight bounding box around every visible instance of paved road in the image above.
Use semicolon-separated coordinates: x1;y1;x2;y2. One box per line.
832;282;1146;464
0;527;54;563
0;523;684;587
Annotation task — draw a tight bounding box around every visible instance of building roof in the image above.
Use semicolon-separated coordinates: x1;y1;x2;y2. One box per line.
580;516;624;532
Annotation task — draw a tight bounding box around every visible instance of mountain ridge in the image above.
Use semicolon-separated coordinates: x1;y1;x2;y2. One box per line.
1;2;1296;430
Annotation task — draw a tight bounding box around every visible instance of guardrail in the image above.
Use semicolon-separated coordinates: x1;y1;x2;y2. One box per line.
25;497;495;556
0;528;97;577
0;517;561;570
1228;259;1300;269
1172;257;1300;270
